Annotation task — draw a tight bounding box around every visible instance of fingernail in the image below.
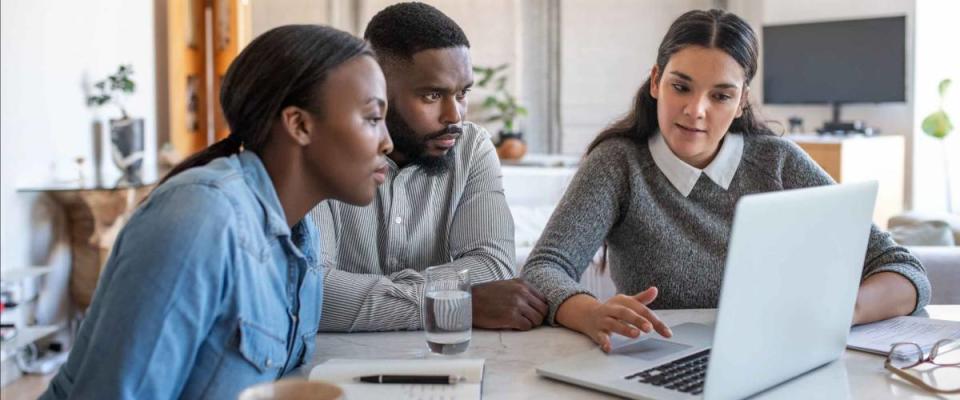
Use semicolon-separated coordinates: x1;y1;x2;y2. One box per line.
643;323;653;332
630;328;640;336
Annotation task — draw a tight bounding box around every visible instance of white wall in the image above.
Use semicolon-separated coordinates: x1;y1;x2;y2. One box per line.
251;0;329;37
1;0;157;271
912;0;960;213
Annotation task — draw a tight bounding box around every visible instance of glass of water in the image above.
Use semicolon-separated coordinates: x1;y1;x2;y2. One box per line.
423;265;471;355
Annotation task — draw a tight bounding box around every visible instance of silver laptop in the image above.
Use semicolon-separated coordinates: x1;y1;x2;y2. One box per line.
536;182;878;400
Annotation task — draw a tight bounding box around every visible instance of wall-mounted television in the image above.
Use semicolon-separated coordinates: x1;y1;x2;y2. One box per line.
762;16;906;129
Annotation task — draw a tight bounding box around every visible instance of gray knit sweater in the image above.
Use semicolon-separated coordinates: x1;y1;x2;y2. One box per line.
521;135;931;325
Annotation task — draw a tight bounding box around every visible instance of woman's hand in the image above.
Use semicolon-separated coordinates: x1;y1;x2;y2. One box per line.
556;287;673;353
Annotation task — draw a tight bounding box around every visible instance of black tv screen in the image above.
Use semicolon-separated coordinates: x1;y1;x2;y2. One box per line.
762;16;906;104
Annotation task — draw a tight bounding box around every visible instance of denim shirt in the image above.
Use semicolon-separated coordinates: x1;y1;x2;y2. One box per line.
41;151;323;400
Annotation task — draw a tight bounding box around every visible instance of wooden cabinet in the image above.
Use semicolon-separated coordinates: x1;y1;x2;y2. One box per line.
162;0;251;158
789;135;905;229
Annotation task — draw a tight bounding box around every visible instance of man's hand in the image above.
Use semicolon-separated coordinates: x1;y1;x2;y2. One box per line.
471;278;548;330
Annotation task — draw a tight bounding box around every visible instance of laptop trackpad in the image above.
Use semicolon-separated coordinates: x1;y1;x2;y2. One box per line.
611;338;692;361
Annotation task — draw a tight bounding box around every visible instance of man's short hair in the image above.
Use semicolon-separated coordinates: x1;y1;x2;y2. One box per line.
363;2;470;60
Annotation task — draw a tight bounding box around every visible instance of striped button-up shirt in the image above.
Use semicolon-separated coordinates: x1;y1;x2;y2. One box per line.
309;122;516;332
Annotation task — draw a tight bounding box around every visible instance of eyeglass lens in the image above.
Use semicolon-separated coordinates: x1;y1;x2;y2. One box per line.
889;343;924;369
931;339;960;366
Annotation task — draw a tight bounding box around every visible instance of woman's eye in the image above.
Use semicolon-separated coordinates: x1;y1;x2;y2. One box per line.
713;93;733;102
671;83;688;93
366;117;383;126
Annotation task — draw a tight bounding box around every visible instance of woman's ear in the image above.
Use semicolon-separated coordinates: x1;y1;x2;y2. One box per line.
649;66;661;99
279;106;313;146
735;86;751;118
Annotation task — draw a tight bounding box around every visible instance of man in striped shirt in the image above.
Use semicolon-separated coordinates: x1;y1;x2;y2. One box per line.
309;2;548;332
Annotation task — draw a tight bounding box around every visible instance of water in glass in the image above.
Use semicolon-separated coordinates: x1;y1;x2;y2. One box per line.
423;266;471;355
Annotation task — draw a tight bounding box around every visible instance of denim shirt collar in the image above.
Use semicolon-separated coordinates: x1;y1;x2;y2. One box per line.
237;151;318;266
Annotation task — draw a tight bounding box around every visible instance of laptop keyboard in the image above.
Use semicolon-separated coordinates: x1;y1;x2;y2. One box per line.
624;349;710;395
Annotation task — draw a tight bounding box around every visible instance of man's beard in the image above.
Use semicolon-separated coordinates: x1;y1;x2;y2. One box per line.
386;109;460;177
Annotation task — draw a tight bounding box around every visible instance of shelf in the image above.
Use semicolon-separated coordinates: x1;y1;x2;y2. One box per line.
0;325;58;363
1;267;53;284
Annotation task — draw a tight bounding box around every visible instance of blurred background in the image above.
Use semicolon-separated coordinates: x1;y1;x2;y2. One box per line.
1;0;957;394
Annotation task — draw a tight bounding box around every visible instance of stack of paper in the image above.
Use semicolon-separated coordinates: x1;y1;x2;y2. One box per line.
847;316;960;355
309;358;485;400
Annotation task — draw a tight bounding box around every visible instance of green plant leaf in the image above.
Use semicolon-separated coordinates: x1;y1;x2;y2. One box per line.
475;66;495;87
922;110;953;139
495;76;506;91
939;79;952;98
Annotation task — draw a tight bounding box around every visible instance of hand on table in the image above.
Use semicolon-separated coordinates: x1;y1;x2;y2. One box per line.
472;278;548;331
572;287;673;353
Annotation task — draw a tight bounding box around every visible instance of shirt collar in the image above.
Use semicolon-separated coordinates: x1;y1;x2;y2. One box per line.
238;151;290;238
648;131;743;197
236;151;319;265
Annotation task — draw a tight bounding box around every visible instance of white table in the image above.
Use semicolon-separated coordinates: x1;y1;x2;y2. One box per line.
308;307;959;399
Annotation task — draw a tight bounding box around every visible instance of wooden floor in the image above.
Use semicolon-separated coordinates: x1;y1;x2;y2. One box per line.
1;373;54;400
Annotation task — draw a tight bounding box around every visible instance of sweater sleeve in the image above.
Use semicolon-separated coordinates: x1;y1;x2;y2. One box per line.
777;139;931;314
521;139;635;325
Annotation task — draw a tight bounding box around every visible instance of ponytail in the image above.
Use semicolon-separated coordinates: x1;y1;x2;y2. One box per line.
158;136;242;185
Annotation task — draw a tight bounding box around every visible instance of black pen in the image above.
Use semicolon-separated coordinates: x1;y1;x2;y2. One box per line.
355;374;462;384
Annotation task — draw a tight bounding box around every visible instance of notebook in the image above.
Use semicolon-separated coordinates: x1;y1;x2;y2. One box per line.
847;316;960;355
308;358;485;400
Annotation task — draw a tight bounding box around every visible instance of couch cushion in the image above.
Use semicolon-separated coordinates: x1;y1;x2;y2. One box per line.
910;246;960;305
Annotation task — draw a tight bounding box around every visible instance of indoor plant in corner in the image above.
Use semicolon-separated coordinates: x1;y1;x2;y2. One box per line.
921;79;955;212
87;64;144;184
473;64;528;160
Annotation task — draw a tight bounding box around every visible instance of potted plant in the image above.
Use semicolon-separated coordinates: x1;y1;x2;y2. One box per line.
473;64;528;160
921;79;955;212
87;64;144;184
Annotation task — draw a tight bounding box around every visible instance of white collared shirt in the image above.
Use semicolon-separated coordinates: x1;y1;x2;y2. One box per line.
648;131;744;197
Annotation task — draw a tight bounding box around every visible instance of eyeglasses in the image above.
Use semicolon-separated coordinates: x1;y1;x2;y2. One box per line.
884;339;960;394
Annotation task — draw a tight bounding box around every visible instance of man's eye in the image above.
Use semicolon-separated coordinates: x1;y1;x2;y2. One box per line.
424;92;441;101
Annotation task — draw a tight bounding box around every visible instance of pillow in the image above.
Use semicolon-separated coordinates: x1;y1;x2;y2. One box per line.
889;221;955;247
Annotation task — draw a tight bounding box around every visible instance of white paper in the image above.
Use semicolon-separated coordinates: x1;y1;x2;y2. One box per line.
309;359;484;400
847;316;960;355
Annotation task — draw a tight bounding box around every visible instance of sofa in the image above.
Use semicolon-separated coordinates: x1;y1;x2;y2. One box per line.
504;164;959;306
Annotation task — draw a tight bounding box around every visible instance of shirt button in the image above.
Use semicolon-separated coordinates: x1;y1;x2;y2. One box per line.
395;217;403;224
265;359;273;368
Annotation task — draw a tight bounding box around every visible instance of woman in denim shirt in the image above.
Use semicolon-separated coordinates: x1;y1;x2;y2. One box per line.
42;25;393;399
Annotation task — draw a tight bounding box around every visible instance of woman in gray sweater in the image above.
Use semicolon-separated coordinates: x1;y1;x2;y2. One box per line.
521;9;930;352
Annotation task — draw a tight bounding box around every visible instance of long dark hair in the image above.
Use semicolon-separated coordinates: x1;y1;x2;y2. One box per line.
159;25;372;184
587;9;772;155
